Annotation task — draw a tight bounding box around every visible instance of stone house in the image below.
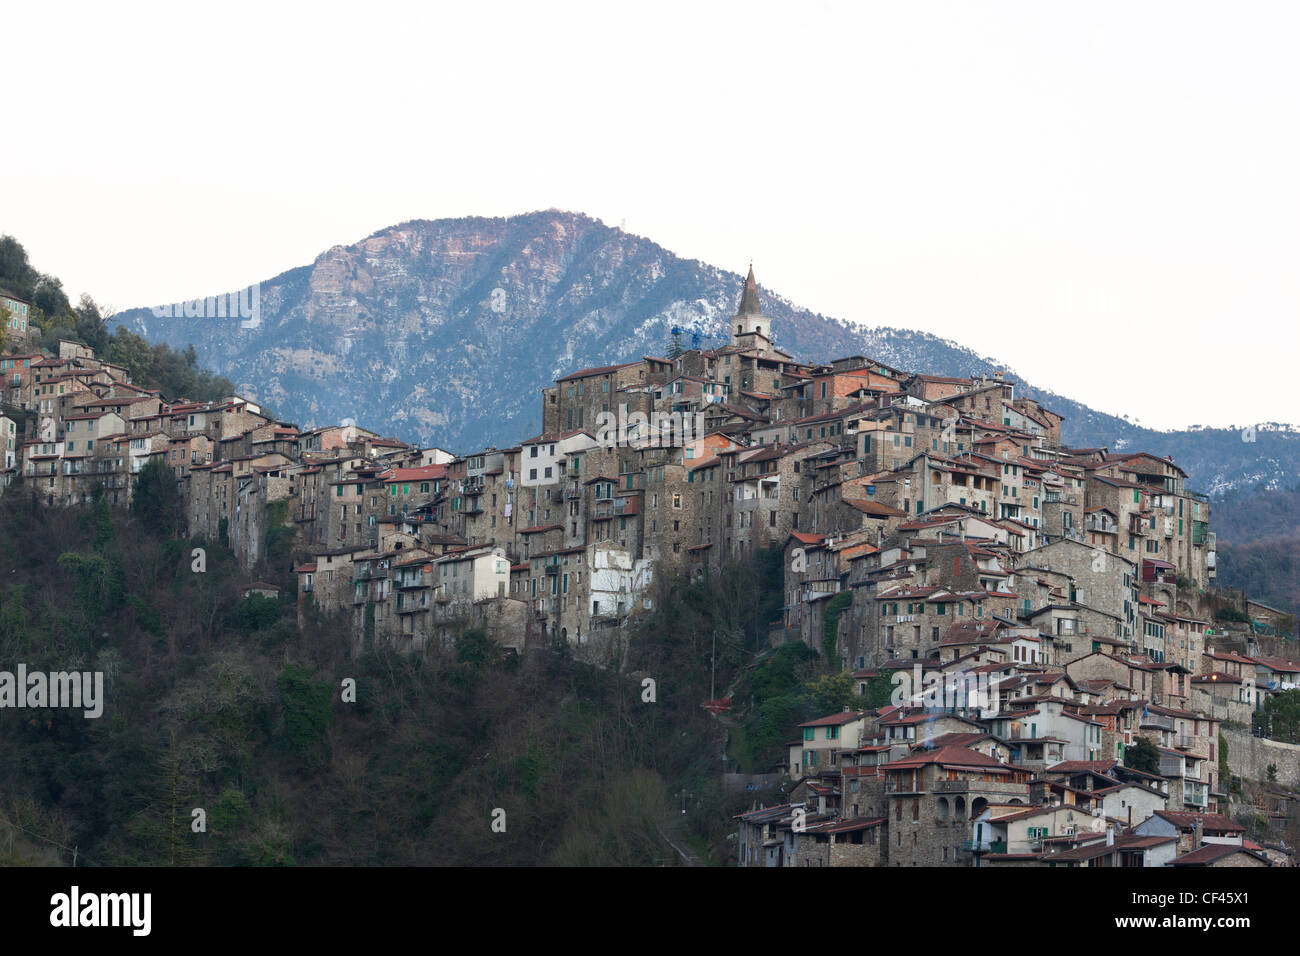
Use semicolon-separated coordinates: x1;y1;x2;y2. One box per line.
883;743;1032;866
789;710;872;777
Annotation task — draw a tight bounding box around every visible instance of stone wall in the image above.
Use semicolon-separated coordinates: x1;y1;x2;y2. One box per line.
1189;687;1255;728
1223;727;1300;789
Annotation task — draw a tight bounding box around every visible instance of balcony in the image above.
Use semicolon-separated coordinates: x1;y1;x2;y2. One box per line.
961;839;1006;854
934;780;969;793
801;580;842;603
1085;515;1117;534
1157;754;1186;777
593;496;635;519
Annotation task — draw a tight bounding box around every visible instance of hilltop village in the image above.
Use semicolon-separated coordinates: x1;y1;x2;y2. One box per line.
2;272;1295;867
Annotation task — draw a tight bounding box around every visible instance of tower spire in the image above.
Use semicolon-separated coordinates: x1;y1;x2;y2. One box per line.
736;263;763;317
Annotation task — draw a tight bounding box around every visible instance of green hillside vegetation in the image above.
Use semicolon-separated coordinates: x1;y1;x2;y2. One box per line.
1214;482;1300;620
0;480;806;866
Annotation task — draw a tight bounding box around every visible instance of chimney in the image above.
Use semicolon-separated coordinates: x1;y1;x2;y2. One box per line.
1193;817;1204;850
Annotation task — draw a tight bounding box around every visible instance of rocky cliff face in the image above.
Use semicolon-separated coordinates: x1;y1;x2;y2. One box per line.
112;209;1297;494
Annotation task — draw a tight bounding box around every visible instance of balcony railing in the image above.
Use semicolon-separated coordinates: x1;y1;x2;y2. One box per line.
961;839;1006;854
593;496;635;519
1140;713;1174;732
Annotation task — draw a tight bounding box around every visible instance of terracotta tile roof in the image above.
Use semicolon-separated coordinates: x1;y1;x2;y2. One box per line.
555;362;640;382
388;464;447;481
789;532;825;547
1153;810;1245;833
884;743;1015;773
1169;843;1268;866
798;710;868;728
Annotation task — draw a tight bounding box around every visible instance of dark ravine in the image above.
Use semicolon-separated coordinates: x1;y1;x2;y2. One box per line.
112;209;1298;497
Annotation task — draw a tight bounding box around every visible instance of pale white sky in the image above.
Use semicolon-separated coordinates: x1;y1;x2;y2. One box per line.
4;1;1297;429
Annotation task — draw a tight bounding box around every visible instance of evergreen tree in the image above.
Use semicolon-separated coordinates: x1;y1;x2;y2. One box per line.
132;459;183;538
1124;736;1160;774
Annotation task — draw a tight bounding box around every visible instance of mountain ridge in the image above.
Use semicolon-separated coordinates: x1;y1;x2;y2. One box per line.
111;209;1300;498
